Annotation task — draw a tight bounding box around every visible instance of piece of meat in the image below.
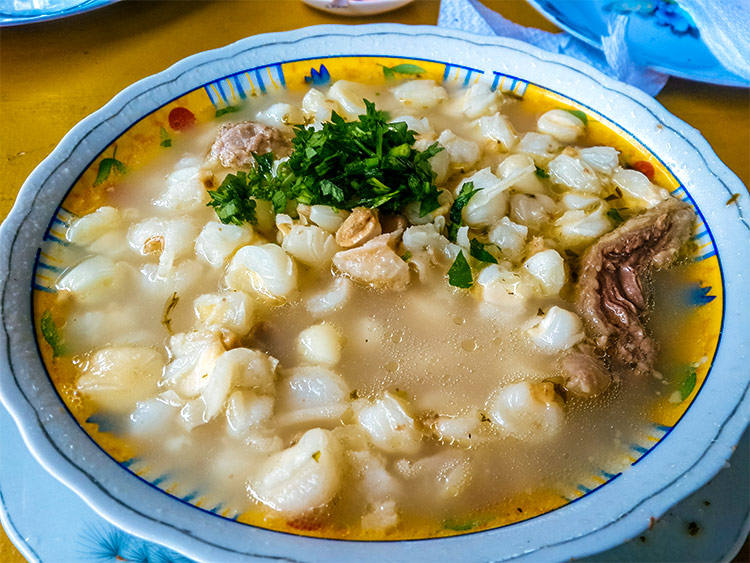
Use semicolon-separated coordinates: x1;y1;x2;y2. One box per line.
561;344;611;397
332;234;410;291
210;121;291;168
335;207;382;248
576;197;695;373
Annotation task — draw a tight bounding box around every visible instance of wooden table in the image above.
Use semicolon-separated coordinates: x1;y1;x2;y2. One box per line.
0;1;748;560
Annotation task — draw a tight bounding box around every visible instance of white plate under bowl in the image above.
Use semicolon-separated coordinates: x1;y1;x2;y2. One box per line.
0;24;748;563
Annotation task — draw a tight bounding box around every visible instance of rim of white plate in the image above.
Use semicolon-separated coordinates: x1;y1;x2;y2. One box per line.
0;24;748;563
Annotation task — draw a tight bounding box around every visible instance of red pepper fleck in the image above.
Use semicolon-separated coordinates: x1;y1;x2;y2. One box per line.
631;160;655;182
286;516;323;531
168;107;196;131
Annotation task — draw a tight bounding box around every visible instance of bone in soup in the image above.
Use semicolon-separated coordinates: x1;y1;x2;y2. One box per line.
39;77;700;539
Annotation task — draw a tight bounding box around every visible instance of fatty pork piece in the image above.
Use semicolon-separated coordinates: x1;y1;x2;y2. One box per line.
561;343;611;398
332;233;410;291
575;197;695;374
210;121;291;168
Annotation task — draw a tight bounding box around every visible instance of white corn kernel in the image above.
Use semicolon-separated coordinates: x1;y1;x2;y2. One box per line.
225;244;298;300
195;221;254;268
297;323;343;366
526;306;584;351
523;249;566;296
537;109;585;143
489;381;564;442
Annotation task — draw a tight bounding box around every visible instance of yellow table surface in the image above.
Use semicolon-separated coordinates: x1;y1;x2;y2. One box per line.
0;1;748;560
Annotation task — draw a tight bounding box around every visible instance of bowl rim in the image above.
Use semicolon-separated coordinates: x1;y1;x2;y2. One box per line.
1;23;749;563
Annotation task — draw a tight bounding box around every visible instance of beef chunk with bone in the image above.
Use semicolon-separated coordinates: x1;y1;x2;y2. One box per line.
575;197;695;374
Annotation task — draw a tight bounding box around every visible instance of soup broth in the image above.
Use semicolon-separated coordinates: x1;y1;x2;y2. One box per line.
36;74;713;539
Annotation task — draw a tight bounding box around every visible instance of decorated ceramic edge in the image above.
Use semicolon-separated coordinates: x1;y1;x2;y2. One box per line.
0;0;120;27
0;23;748;563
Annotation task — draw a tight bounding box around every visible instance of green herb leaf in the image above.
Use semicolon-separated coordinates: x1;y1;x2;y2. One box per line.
679;368;697;401
380;65;396;80
469;238;498;264
448;181;479;241
401;250;412;262
93;158;127;186
215;105;242;118
40;310;65;357
448;250;473;288
564;108;588;125
311;451;321;462
112;159;127;175
534;166;549;179
93;159;113;187
388;64;426;75
378;63;426;79
161;292;179;334
159;127;172;148
607;208;625;223
93;147;126;187
443;515;491;532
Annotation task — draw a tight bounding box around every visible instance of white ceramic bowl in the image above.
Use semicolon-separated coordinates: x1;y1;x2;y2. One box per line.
1;24;749;562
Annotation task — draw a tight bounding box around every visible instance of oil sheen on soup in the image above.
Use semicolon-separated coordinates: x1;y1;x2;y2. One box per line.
40;77;700;539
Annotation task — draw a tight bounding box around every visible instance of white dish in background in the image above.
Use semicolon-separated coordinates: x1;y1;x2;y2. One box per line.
301;0;414;16
0;24;748;563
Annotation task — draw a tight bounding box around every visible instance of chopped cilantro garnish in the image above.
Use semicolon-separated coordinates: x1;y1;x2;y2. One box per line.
40;310;65;357
469;238;498;264
678;367;697;402
207;100;443;225
215;105;242;118
93;147;126;187
207;170;260;225
564;108;588;125
159;127;172;148
443;515;492;531
161;292;180;334
401;250;412;262
534;166;549;179
447;181;479;241
378;63;426;79
448;250;473;289
607;208;624;223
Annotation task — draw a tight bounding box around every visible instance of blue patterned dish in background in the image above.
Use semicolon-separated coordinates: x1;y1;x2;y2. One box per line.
0;0;118;26
526;0;749;87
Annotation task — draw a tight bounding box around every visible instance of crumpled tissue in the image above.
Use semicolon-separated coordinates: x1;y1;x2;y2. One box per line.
679;0;750;82
438;0;670;96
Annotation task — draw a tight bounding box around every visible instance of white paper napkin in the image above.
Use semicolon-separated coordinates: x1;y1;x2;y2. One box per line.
679;0;750;82
438;0;670;96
